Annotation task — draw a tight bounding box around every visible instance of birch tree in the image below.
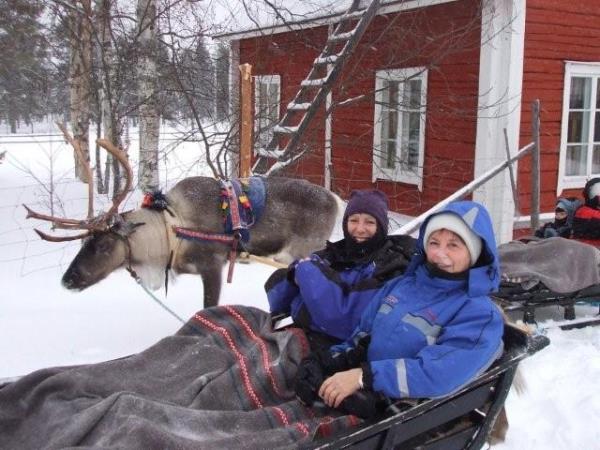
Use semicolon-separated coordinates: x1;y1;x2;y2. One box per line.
68;0;93;182
137;0;159;191
96;0;123;196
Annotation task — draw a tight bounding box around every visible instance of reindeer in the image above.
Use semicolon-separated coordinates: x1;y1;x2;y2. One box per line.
24;128;342;308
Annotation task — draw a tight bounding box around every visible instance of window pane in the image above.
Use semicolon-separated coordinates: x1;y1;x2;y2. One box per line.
268;83;279;122
405;79;422;109
385;110;398;168
565;145;587;175
595;111;600;142
386;140;396;168
597;79;600;109
593;144;600;174
401;111;420;169
570;77;591;109
258;82;267;115
379;80;399;169
379;113;390;168
380;79;390;106
567;111;590;143
388;81;399;109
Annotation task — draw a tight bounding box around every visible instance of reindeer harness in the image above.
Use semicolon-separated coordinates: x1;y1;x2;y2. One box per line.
144;177;266;284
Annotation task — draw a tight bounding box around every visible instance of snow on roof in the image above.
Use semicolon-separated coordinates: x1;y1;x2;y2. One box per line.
211;0;459;41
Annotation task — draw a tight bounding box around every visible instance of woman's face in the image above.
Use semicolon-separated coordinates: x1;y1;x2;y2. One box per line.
346;213;378;242
426;229;471;273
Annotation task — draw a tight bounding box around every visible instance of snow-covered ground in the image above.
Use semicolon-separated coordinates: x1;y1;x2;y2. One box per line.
0;132;599;449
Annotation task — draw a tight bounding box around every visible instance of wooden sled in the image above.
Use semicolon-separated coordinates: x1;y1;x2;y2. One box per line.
295;323;549;449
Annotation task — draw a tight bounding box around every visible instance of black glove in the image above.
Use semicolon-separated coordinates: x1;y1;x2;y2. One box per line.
286;266;297;285
317;334;371;375
294;356;325;406
339;390;389;419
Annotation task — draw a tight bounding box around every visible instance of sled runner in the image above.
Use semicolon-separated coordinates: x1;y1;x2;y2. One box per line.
493;282;600;327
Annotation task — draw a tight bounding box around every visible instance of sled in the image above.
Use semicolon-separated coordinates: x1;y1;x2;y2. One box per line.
299;322;549;450
493;282;600;327
495;237;600;327
0;311;548;449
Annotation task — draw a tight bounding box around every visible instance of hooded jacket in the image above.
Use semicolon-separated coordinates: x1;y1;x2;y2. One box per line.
535;197;581;239
331;201;504;399
265;235;416;341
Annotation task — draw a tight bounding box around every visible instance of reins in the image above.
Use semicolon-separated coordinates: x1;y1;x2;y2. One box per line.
115;229;187;325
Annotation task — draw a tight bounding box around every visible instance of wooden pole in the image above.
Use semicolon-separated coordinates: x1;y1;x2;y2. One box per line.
530;99;541;231
503;128;520;214
239;63;252;178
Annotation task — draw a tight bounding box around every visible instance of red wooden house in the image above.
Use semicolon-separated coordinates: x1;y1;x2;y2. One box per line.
216;0;600;242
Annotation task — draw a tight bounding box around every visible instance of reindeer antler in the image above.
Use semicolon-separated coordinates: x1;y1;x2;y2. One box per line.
24;127;133;242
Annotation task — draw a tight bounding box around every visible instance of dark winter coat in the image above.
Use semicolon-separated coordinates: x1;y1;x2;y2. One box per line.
535;197;580;239
572;205;600;246
331;201;504;399
572;178;600;246
265;235;416;341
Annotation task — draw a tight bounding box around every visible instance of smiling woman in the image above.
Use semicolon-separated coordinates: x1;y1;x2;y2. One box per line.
266;189;416;348
295;200;505;419
423;212;483;274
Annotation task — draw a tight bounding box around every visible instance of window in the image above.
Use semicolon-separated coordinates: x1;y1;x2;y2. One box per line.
559;62;600;191
373;67;427;189
254;75;280;155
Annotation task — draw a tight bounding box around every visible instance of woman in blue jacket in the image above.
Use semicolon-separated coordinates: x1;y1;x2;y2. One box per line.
265;189;415;348
296;201;504;416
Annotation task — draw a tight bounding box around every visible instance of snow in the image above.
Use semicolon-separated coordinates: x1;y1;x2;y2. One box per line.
1;132;599;449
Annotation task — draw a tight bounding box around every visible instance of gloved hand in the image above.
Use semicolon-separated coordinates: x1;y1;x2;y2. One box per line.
316;335;371;375
339;390;389;419
294;356;325;406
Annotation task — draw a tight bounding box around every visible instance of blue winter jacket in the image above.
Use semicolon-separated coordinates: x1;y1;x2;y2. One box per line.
266;235;416;341
331;201;504;399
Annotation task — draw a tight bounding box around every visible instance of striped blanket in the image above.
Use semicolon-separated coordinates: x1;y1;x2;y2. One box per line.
0;306;359;449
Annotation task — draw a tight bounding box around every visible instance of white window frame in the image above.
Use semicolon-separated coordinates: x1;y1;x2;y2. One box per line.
254;74;281;156
372;67;427;190
557;61;600;193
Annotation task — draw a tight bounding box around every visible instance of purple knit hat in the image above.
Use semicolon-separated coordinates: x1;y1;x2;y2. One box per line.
343;189;389;233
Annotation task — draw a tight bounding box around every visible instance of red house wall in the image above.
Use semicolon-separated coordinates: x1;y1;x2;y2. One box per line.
519;0;600;214
238;0;482;214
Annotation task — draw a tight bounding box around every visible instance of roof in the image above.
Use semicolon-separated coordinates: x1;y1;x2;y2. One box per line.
212;0;460;41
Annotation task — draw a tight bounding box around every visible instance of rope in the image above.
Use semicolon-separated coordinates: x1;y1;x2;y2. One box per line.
128;269;187;325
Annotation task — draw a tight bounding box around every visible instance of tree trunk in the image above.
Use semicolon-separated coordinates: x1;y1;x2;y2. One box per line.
95;115;105;194
137;0;159;192
97;0;122;198
69;0;92;183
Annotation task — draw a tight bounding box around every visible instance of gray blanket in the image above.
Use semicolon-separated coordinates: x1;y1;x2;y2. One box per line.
0;306;357;449
499;237;600;293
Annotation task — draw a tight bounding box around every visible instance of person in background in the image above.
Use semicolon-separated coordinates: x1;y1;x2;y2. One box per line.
295;200;504;418
265;189;415;350
572;177;600;246
534;197;580;239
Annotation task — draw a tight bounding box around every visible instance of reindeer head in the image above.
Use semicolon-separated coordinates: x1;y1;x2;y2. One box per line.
61;216;144;290
24;124;135;290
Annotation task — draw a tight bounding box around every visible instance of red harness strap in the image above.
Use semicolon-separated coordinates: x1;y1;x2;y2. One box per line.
222;181;242;283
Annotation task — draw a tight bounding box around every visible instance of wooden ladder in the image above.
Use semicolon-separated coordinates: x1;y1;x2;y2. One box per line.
252;0;382;175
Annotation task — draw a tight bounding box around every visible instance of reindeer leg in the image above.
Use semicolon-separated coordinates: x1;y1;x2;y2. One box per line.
199;259;223;309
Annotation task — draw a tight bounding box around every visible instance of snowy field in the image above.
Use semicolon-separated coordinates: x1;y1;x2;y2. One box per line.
0;131;599;449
